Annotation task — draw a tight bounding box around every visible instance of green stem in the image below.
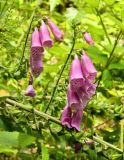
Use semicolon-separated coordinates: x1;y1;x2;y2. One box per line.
6;98;61;125
15;10;36;72
95;8;111;44
0;0;8;17
45;27;76;113
97;30;122;87
5;98;123;153
93;136;123;153
120;120;124;151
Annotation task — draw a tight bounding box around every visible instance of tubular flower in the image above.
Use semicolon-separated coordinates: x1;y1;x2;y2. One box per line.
40;20;53;48
48;19;64;41
25;85;36;97
81;51;97;82
61;53;97;131
67;84;80;112
30;55;43;77
61;105;72;128
70;55;85;92
71;107;83;131
31;27;44;60
83;32;94;45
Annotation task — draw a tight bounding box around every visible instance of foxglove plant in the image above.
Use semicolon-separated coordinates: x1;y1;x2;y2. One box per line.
25;75;36;97
81;51;97;82
83;32;94;45
48;19;64;41
40;20;53;48
30;28;44;77
61;52;97;131
70;55;85;92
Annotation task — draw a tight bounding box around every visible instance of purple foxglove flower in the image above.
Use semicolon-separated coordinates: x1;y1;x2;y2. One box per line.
70;55;85;92
30;55;43;77
77;87;89;107
67;84;81;112
83;32;94;45
25;85;36;97
71;107;83;131
31;27;44;60
86;83;97;97
40;20;53;48
61;105;72;128
48;19;64;41
81;51;97;82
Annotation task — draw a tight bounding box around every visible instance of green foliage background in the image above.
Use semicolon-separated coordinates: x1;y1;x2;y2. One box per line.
0;0;124;159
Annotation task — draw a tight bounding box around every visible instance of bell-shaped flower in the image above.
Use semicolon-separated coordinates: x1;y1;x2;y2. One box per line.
83;32;94;45
86;82;97;97
31;27;44;60
40;20;53;48
81;51;97;82
77;87;89;107
70;55;85;92
25;85;36;97
48;19;64;41
71;107;83;131
61;105;72;128
67;84;80;112
30;55;43;77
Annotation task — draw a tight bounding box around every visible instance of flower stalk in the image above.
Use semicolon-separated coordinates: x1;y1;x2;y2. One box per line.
5;98;123;153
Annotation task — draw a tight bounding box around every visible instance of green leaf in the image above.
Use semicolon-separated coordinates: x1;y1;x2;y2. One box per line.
18;133;36;148
108;63;124;70
42;143;49;160
0;131;35;150
87;46;107;65
49;0;60;12
102;70;112;88
85;0;99;7
0;131;18;148
65;7;78;21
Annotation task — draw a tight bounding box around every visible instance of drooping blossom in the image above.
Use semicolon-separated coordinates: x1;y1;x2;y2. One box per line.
61;105;72;128
70;55;85;92
25;85;36;97
81;51;97;82
61;52;97;131
31;27;44;60
83;32;94;45
30;55;43;77
67;84;80;112
71;107;83;131
40;20;53;48
48;19;64;41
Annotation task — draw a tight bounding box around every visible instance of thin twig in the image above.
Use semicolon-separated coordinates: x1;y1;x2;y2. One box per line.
45;27;76;113
5;98;123;153
95;8;111;44
6;98;61;125
15;10;36;72
93;136;123;153
97;30;122;87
